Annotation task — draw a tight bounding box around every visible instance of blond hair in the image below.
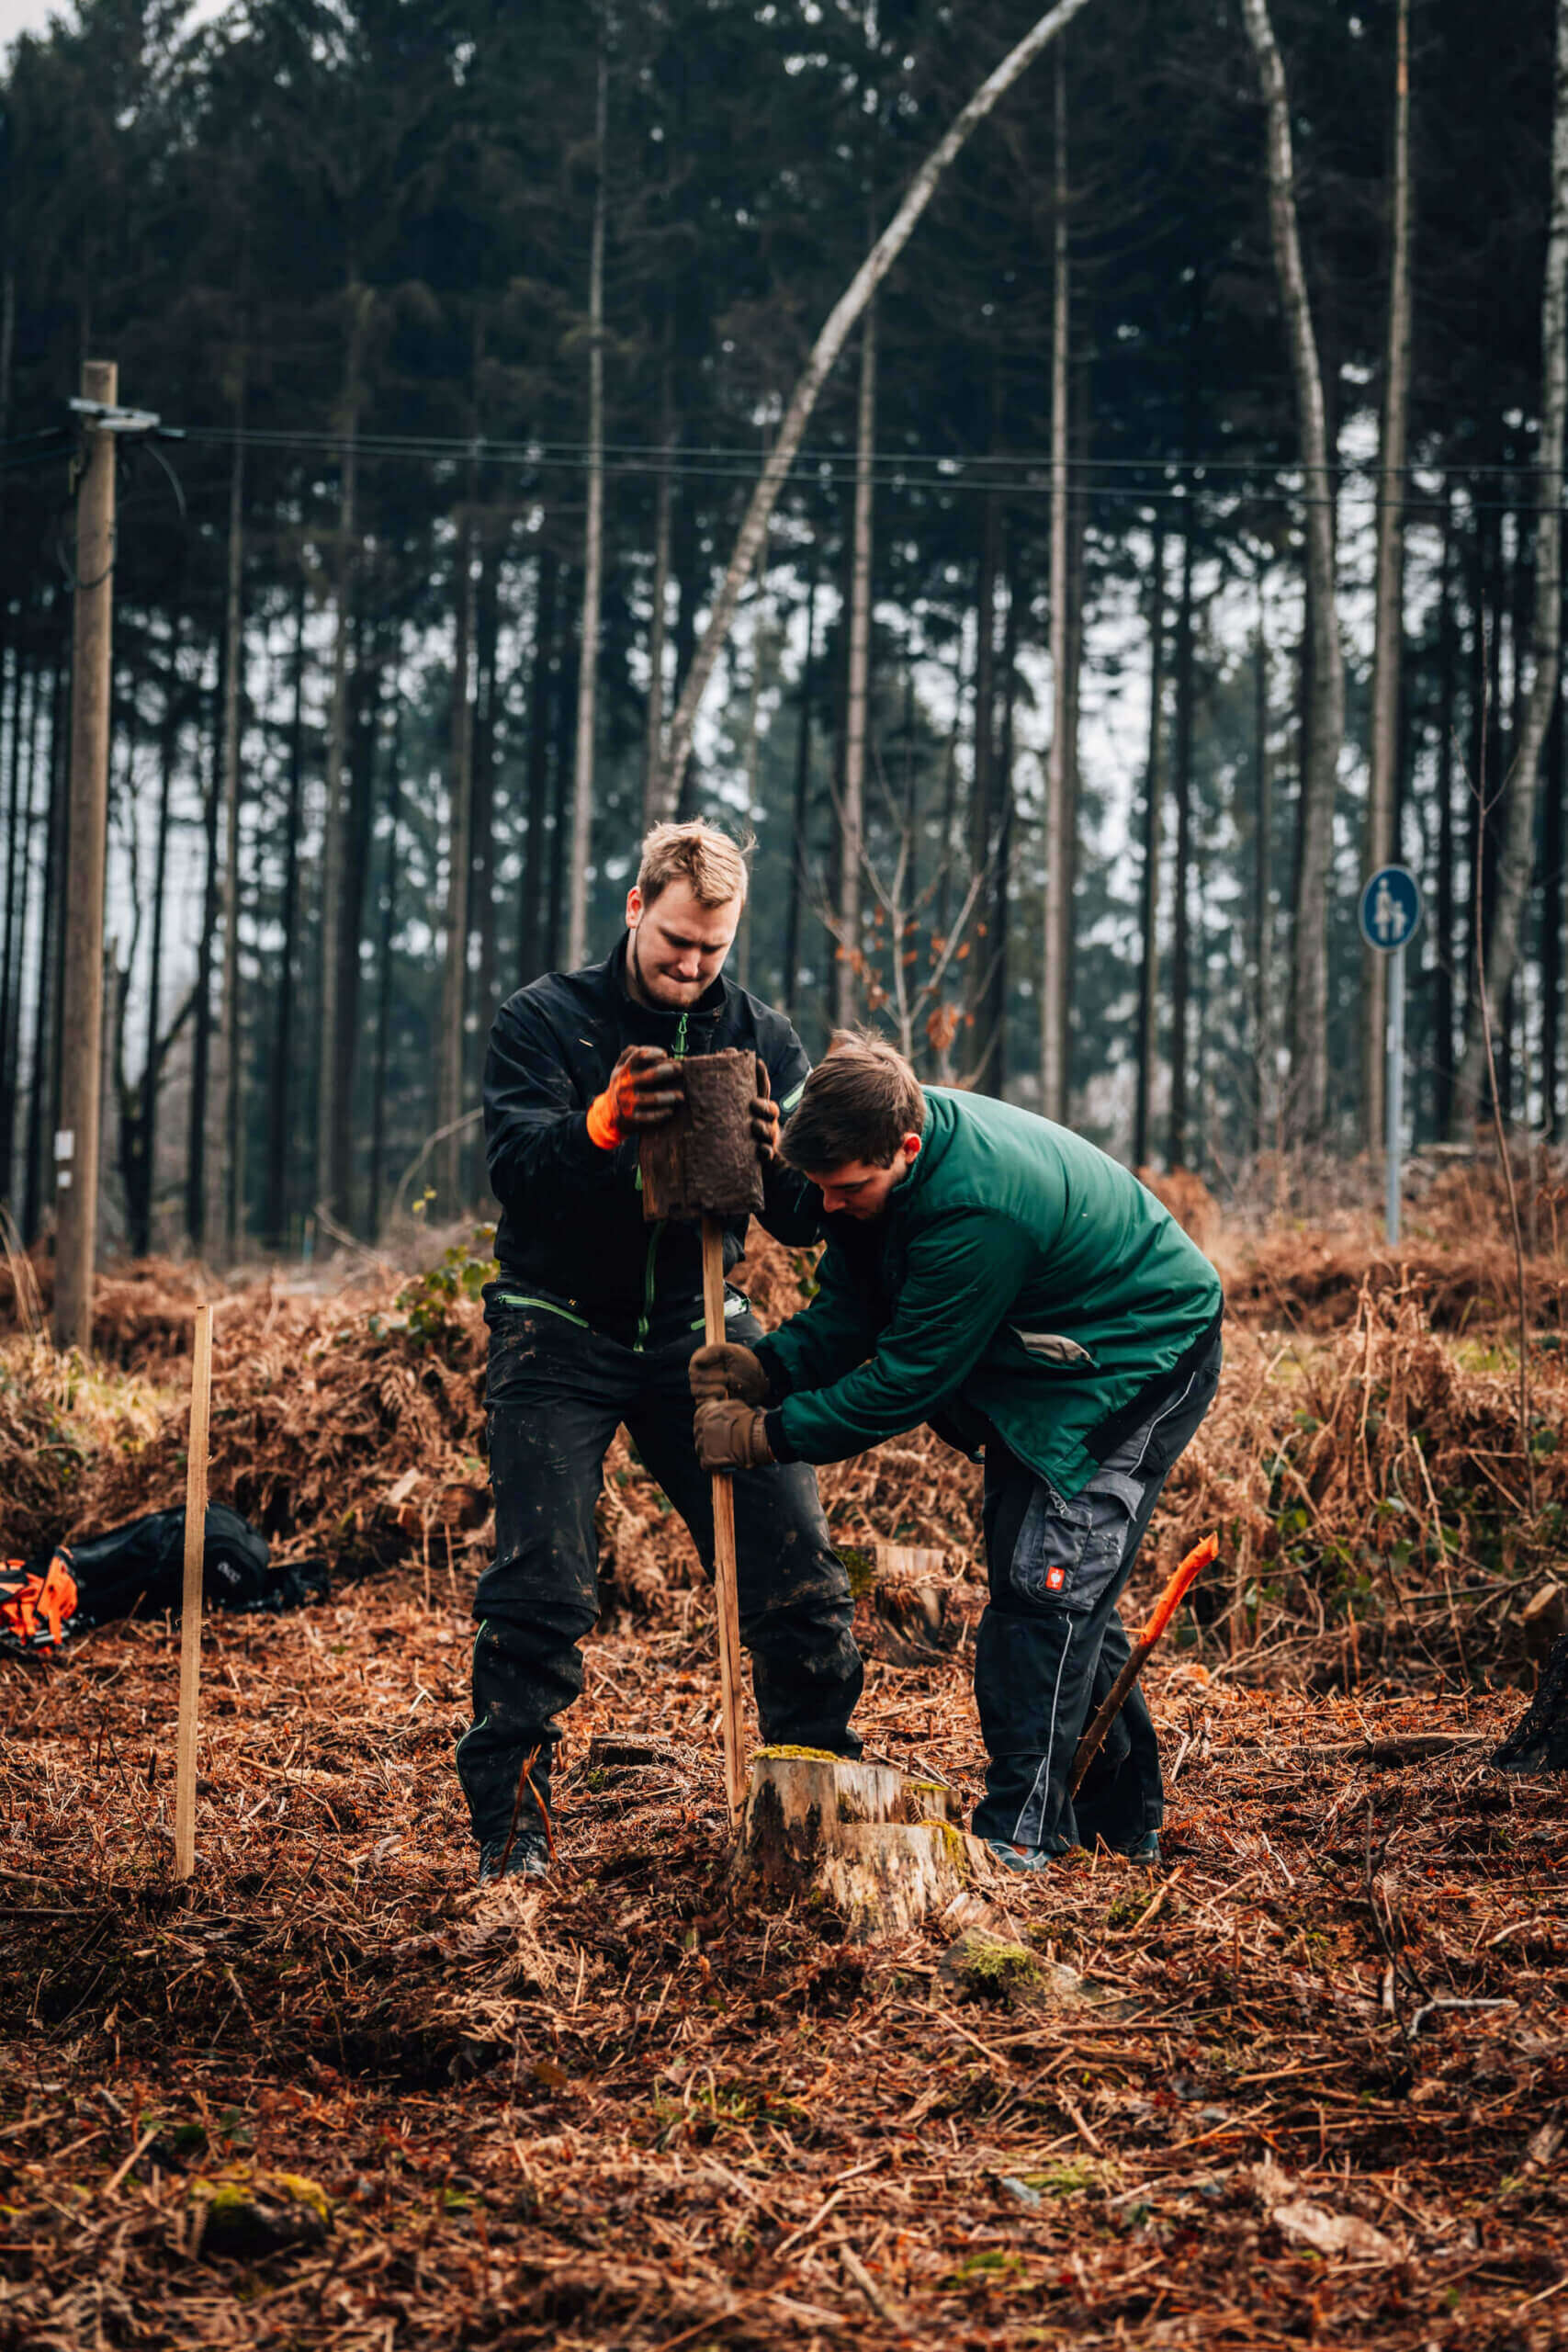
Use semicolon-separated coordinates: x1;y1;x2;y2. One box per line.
636;820;750;910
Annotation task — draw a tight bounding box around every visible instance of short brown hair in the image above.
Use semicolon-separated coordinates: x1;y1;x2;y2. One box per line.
637;820;750;910
781;1034;927;1172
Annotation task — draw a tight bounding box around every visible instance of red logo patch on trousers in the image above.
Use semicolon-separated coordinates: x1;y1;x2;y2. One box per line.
1045;1565;1066;1592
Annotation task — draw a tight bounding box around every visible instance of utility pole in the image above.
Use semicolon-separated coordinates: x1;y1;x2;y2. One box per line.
53;360;118;1352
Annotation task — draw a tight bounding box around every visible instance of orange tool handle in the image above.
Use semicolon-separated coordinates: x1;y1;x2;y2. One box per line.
1137;1532;1220;1649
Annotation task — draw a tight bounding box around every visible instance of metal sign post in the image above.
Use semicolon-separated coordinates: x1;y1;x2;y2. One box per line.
1359;864;1423;1247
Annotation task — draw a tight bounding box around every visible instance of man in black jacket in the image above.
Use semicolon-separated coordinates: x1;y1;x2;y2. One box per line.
462;820;864;1880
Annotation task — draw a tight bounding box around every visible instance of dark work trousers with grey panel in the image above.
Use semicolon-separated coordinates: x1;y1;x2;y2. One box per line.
457;1294;863;1848
970;1329;1223;1854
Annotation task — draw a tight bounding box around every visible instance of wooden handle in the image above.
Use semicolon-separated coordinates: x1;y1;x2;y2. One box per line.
702;1216;749;1826
175;1306;214;1881
1067;1532;1218;1801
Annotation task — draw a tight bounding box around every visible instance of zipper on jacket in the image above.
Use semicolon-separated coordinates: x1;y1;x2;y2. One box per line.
634;1009;689;1351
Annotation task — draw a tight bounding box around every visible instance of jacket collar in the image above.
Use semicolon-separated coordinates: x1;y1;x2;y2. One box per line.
606;933;730;1045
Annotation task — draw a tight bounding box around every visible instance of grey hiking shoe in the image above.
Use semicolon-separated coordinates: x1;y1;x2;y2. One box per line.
1124;1830;1162;1868
478;1826;549;1883
984;1838;1056;1875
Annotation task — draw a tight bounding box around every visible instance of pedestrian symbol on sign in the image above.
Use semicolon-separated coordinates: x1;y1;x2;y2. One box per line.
1358;864;1421;955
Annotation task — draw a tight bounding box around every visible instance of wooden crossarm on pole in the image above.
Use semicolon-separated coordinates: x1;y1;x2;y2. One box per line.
175;1306;214;1880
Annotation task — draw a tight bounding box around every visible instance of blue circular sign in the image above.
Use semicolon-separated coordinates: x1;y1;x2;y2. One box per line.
1359;865;1422;953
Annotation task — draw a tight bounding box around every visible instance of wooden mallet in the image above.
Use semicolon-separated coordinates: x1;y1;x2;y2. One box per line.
641;1050;766;1826
1067;1531;1219;1800
174;1304;214;1881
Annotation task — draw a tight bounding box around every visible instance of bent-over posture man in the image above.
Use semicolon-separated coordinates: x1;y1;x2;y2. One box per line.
691;1037;1222;1871
461;822;863;1880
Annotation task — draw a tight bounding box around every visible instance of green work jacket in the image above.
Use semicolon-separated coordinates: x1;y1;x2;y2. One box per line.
753;1088;1223;1499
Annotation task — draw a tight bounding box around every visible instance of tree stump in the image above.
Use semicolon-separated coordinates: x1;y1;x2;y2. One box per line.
639;1049;764;1221
728;1751;993;1938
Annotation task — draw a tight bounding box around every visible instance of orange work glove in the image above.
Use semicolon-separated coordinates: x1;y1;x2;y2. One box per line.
586;1044;684;1150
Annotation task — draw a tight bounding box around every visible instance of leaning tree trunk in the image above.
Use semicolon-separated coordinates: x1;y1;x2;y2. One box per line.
1363;0;1414;1156
837;301;877;1029
567;38;608;972
1242;0;1345;1148
1041;48;1072;1124
1452;0;1568;1129
655;0;1098;810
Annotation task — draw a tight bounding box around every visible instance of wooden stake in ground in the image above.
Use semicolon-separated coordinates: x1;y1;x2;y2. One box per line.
641;1050;765;1826
175;1305;214;1880
702;1216;749;1826
1068;1532;1218;1799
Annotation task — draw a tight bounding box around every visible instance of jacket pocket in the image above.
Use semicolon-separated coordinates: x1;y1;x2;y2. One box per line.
1010;1470;1142;1613
1011;1329;1100;1371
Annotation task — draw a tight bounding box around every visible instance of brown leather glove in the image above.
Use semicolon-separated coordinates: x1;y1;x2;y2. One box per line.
586;1045;684;1148
750;1056;780;1162
694;1399;774;1471
689;1341;770;1406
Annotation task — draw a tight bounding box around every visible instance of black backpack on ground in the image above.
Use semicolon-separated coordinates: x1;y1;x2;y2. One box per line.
0;1506;328;1656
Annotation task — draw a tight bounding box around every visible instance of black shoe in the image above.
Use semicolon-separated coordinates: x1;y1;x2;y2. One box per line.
478;1826;549;1883
1494;1634;1568;1775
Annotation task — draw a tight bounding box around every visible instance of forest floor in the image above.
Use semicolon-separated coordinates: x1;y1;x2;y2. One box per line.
1;1193;1566;2349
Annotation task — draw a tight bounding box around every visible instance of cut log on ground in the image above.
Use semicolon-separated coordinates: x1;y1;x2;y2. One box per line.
729;1751;993;1938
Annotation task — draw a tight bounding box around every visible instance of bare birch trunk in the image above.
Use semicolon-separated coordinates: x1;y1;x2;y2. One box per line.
1168;514;1196;1167
655;0;1097;808
1134;526;1167;1169
314;285;367;1223
1452;0;1568;1127
1242;0;1344;1147
567;40;608;970
1363;0;1413;1155
216;376;246;1261
1041;49;1071;1123
1253;580;1273;1153
837;302;877;1028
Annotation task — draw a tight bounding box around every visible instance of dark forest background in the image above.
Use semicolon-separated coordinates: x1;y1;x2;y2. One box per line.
1;0;1564;1261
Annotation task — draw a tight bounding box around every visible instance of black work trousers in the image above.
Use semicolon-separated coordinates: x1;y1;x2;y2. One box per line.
970;1329;1223;1854
456;1294;863;1846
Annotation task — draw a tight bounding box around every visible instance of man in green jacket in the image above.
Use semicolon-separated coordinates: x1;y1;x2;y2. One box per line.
690;1037;1223;1871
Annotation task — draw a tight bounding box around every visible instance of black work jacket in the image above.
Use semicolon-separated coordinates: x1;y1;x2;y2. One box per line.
482;937;822;1348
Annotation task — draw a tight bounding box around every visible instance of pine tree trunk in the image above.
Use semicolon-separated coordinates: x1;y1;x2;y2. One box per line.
1253;582;1273;1155
0;620;28;1207
837;301;877;1028
1434;500;1458;1137
1453;0;1568;1127
266;572;310;1251
1242;0;1344;1148
186;635;222;1251
314;285;367;1225
548;603;577;971
983;552;1021;1096
1041;48;1071;1123
1134;528;1167;1169
472;526;503;1099
656;0;1098;808
1363;0;1413;1155
21;622;64;1242
1169;516;1196;1168
368;665;403;1240
130;632;179;1257
217;404;246;1261
968;481;999;1057
440;508;477;1212
567;40;608;971
1541;666;1564;1138
643;352;675;826
519;554;558;982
